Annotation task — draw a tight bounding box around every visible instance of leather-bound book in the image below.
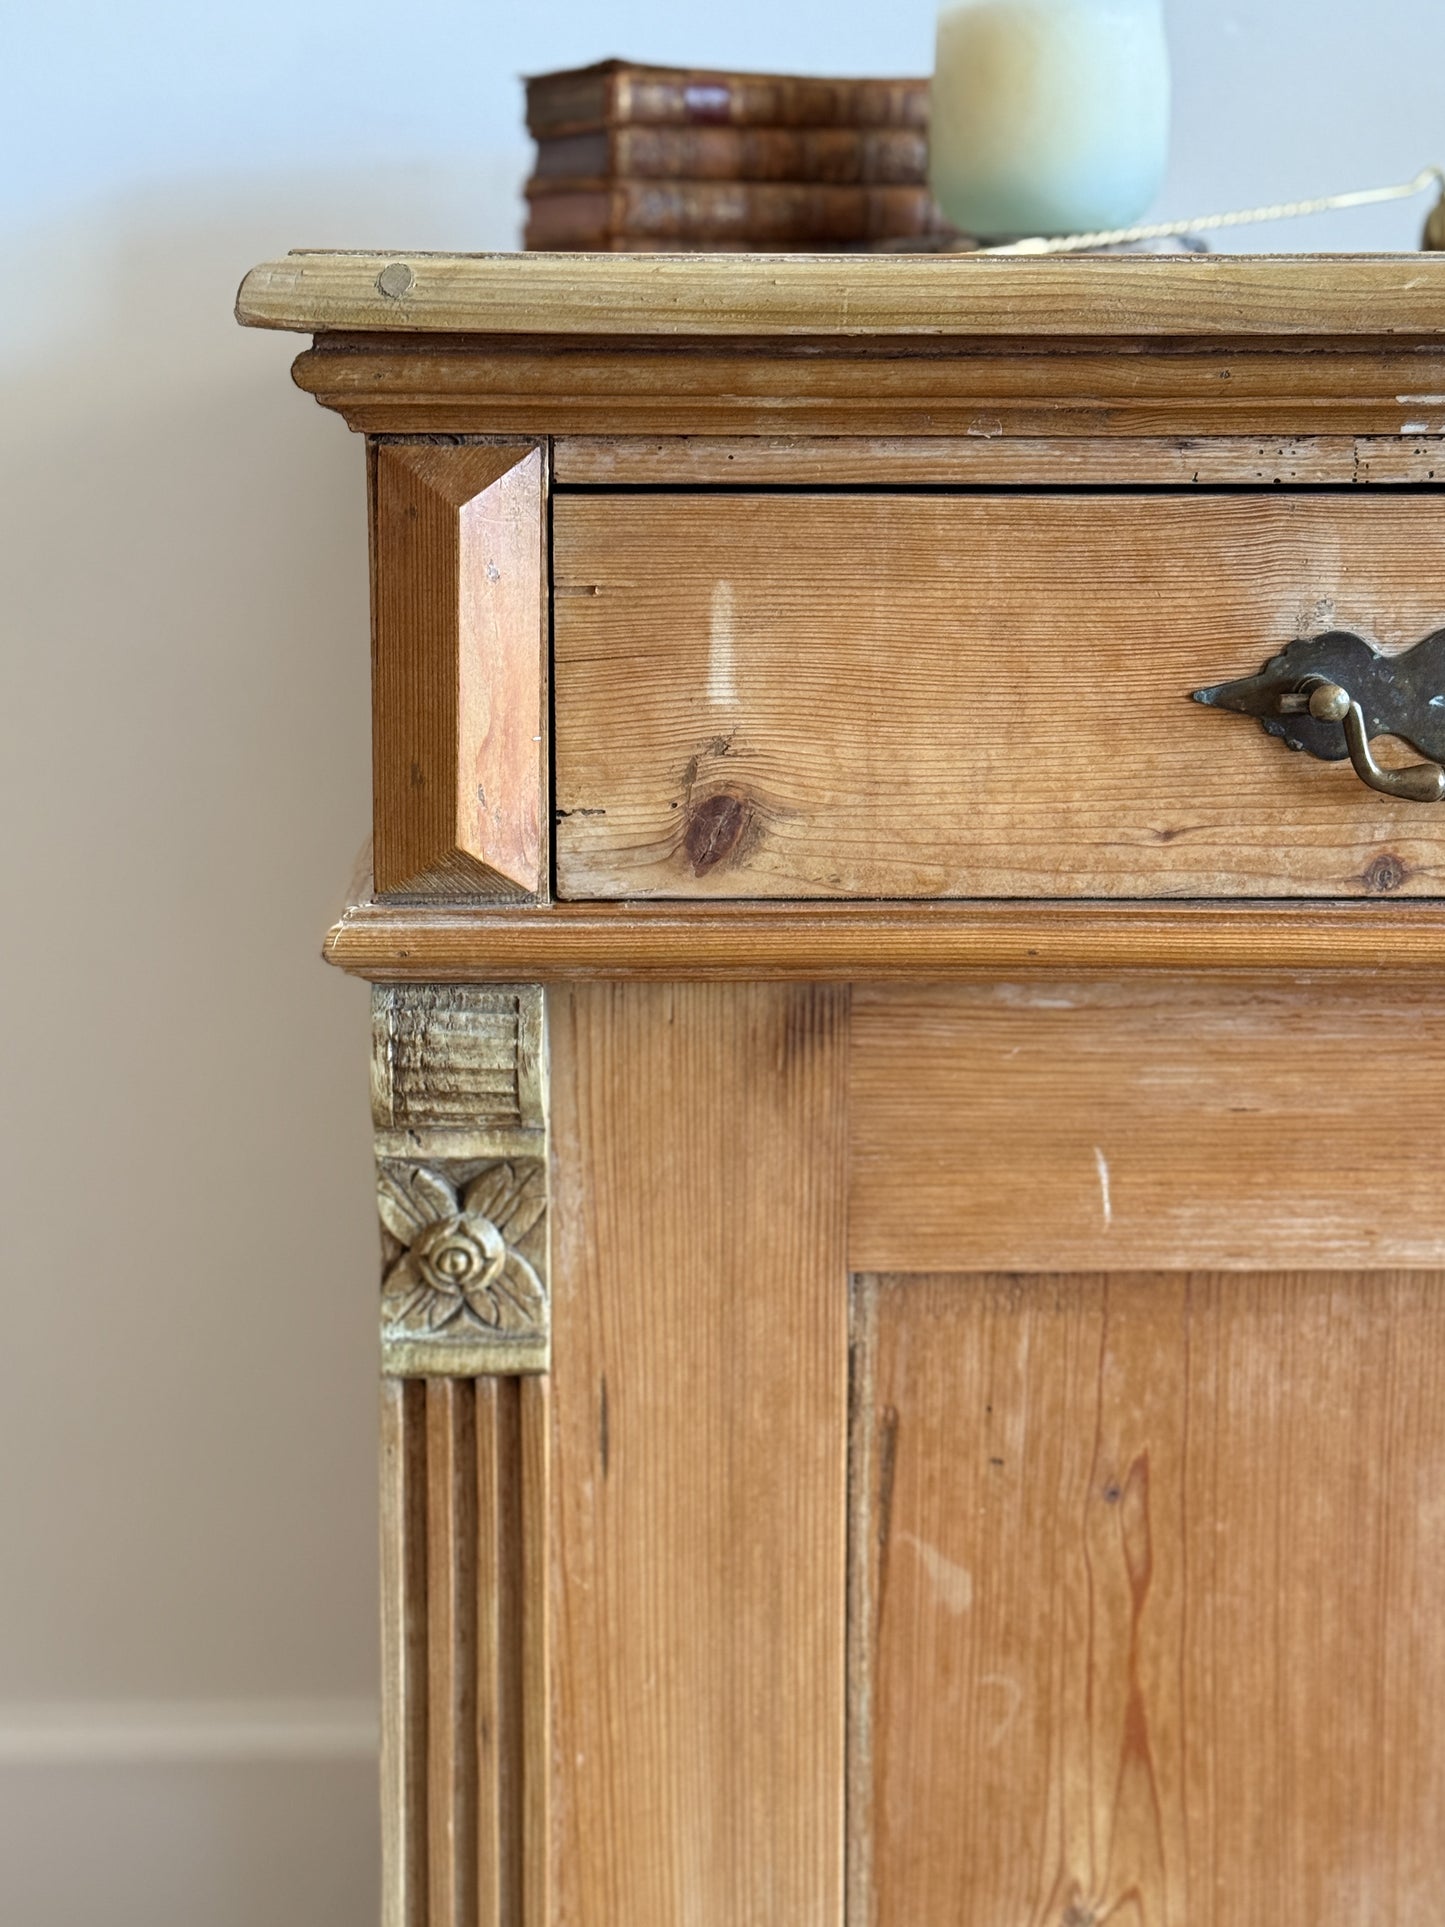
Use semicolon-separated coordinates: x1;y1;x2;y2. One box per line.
532;125;929;187
526;59;929;137
524;180;944;249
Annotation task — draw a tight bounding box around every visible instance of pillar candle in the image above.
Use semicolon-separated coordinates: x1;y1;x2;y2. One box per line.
930;0;1171;239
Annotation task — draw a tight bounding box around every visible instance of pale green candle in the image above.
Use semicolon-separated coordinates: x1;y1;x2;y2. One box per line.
930;0;1171;239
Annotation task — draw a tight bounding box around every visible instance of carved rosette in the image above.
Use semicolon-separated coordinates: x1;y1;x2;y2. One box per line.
373;987;548;1377
378;1160;547;1374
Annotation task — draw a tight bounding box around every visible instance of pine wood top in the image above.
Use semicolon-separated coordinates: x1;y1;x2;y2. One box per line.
236;250;1445;340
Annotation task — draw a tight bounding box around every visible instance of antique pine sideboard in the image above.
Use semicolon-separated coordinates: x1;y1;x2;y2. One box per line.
238;252;1445;1925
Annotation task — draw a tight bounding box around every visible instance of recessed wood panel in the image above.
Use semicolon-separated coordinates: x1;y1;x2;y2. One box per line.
554;492;1445;900
548;983;849;1924
849;976;1445;1273
371;443;545;897
851;1270;1445;1927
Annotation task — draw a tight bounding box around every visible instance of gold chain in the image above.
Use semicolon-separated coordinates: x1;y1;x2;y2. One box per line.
976;166;1445;254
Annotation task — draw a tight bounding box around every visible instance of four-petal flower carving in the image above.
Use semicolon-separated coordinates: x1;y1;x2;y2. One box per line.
377;1162;546;1339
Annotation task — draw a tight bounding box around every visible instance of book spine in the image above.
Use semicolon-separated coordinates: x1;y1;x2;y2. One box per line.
525;68;611;140
611;72;929;131
525;182;943;247
533;126;929;186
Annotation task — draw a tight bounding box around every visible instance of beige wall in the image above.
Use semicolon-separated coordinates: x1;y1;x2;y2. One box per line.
0;174;485;1923
5;1;1444;1919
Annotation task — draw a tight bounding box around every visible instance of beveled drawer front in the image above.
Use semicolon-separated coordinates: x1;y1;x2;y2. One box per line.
554;492;1445;899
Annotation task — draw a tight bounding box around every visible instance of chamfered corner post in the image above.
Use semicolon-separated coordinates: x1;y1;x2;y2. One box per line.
369;442;548;900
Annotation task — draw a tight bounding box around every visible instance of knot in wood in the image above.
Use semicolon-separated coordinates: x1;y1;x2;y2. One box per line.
1362;852;1409;894
685;790;752;876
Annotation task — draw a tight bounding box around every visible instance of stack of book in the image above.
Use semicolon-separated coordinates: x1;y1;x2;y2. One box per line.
524;59;949;252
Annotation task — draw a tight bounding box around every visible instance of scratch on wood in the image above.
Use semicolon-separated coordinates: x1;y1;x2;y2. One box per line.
1094;1146;1113;1230
708;580;740;706
900;1534;973;1616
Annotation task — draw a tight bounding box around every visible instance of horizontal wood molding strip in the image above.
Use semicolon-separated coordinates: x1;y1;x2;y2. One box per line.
325;898;1445;979
294;340;1445;437
848;977;1445;1271
554;433;1445;487
237;252;1445;340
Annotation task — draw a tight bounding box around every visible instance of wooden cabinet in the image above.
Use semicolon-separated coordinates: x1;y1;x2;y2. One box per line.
238;251;1445;1925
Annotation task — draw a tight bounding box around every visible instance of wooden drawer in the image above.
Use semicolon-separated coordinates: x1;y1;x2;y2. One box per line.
554;491;1445;899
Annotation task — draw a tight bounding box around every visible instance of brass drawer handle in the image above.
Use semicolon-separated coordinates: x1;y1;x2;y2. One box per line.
1286;681;1445;803
1193;629;1445;805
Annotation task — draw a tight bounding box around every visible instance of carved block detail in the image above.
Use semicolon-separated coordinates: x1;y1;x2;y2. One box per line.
379;1159;548;1376
373;985;548;1376
373;985;545;1146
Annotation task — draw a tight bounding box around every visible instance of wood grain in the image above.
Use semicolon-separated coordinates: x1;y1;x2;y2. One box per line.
324;897;1445;979
298;338;1445;436
474;1376;549;1927
518;1377;551;1927
473;1379;512;1927
235;250;1445;340
381;1380;429;1927
371;443;545;898
379;1376;547;1927
555;492;1445;900
426;1380;478;1925
555;433;1445;486
852;1270;1445;1927
547;983;850;1924
849;976;1445;1272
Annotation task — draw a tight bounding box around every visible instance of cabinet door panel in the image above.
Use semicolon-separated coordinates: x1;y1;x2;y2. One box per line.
850;1271;1445;1927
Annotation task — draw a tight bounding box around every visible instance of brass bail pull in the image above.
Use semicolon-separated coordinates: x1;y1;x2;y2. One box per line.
1297;681;1445;804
